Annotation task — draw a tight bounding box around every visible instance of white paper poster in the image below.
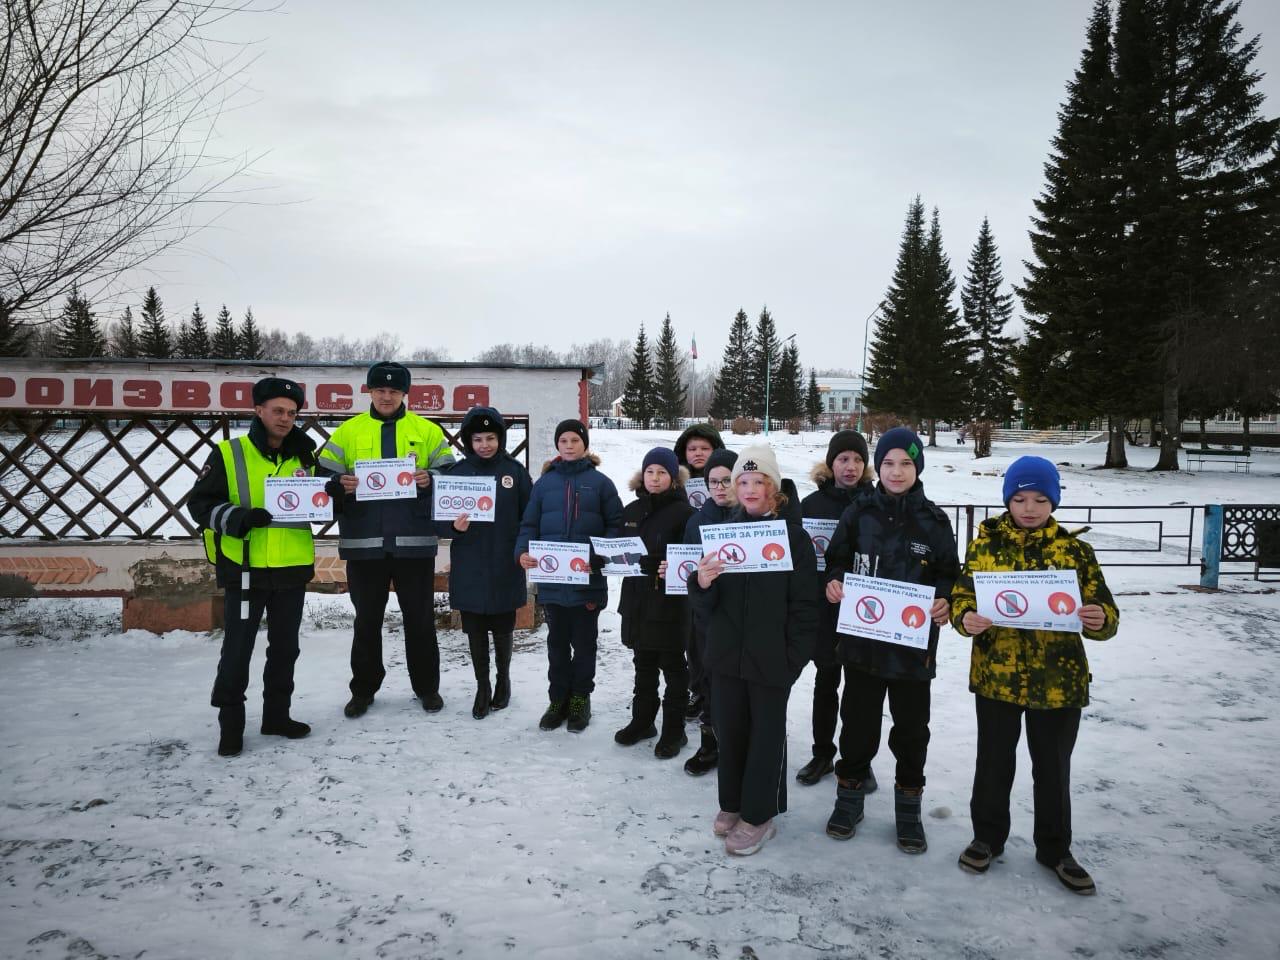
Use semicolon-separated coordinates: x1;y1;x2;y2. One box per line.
263;476;332;522
699;521;792;573
588;536;649;577
972;570;1083;632
526;540;591;585
836;573;937;649
685;478;709;509
665;544;704;596
355;456;418;502
433;475;497;522
801;518;838;572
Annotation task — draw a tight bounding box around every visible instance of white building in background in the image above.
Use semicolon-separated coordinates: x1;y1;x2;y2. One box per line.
816;376;866;417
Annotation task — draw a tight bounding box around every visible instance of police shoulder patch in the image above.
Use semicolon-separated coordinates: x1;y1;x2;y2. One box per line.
501;475;515;488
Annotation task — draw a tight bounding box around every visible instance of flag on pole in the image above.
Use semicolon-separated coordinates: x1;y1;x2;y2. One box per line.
691;335;698;360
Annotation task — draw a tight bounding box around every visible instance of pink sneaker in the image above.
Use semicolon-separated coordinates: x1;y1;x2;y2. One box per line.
712;810;741;838
725;818;776;856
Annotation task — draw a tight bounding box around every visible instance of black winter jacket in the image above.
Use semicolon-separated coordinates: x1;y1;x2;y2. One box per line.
823;481;959;681
437;442;533;615
800;462;874;667
187;418;318;590
618;479;695;651
687;507;820;688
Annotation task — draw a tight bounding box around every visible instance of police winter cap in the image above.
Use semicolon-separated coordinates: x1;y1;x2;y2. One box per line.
826;430;870;470
554;418;589;448
461;406;507;447
252;376;305;408
874;426;924;474
1002;455;1061;510
367;360;411;393
731;443;782;489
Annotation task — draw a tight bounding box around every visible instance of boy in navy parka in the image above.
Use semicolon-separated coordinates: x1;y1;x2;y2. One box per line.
516;419;624;733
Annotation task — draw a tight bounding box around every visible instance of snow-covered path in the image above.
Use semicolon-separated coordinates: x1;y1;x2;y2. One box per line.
3;431;1279;959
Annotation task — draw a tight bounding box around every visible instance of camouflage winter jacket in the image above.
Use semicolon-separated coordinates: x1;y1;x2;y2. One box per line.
950;513;1119;709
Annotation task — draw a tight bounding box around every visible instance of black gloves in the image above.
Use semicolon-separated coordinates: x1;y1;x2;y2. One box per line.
589;553;608;575
247;508;274;528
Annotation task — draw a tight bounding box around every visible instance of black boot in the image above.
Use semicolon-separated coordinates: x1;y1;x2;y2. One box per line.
796;753;835;786
683;724;719;776
895;785;927;854
468;634;492;720
654;696;689;759
343;694;373;718
218;705;245;757
539;698;568;731
684;691;705;721
826;776;865;840
614;694;659;746
261;714;311;739
566;694;591;733
490;633;513;710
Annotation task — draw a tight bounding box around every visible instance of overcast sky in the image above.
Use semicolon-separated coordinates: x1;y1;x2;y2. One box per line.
124;0;1280;371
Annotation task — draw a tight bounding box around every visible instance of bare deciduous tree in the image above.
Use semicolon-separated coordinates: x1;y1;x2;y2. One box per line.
1;0;264;319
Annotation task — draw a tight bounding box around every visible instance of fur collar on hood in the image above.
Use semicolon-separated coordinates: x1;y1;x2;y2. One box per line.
541;451;602;475
810;460;876;489
628;465;691;492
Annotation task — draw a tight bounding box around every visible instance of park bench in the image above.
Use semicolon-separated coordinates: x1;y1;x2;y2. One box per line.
1186;448;1252;473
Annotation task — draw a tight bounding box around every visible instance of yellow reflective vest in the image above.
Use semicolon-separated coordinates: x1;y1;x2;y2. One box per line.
315;408;455;559
203;436;315;569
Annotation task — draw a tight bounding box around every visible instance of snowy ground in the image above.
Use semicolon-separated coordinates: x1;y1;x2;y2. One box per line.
3;431;1279;959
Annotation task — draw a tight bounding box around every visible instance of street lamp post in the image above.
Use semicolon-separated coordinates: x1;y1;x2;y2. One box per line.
856;301;886;433
764;332;796;437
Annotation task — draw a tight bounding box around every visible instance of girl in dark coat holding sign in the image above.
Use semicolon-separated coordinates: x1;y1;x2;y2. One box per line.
688;442;819;857
439;407;532;719
615;447;695;757
822;427;958;853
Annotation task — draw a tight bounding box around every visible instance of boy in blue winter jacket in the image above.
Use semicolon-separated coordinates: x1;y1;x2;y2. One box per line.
516;419;623;733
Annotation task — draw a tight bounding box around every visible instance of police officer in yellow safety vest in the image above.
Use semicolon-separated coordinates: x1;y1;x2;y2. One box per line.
188;377;318;758
317;361;456;718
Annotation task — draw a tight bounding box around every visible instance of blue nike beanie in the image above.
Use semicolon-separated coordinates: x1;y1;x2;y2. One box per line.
1002;456;1061;509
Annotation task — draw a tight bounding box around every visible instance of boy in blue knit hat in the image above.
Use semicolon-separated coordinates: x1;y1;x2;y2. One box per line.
822;426;958;853
950;456;1119;895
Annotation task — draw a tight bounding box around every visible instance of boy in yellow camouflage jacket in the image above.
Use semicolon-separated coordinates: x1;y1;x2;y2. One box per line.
949;457;1118;895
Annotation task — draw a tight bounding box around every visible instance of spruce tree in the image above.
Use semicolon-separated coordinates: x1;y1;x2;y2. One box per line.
621;323;655;427
864;197;928;424
238;307;263;360
138;286;172;358
112;307;139;358
747;307;782;422
653;312;688;426
1019;0;1132;465
961;217;1017;457
55;287;107;358
179;302;210;359
709;309;753;419
211;305;238;358
0;295;32;357
1112;0;1279;470
805;369;824;427
914;209;970;445
771;340;804;422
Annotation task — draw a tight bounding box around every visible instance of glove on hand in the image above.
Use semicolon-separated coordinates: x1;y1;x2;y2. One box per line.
247;508;274;528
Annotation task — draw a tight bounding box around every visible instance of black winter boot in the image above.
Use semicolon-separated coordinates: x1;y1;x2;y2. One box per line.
566;694;591;733
796;753;835;786
654;697;689;759
491;633;513;710
684;691;705;721
863;766;879;795
683;724;719;776
894;785;927;854
539;698;568;731
826;776;865;840
218;705;245;757
261;714;311;739
614;694;659;745
468;634;492;720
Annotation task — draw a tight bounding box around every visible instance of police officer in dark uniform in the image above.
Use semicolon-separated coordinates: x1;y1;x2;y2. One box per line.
189;377;317;757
